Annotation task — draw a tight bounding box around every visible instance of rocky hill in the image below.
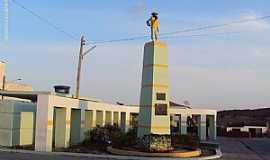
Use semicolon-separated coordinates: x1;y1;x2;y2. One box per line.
217;108;270;127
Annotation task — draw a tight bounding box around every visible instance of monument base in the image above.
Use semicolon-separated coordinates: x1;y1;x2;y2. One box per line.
141;134;173;152
137;40;170;138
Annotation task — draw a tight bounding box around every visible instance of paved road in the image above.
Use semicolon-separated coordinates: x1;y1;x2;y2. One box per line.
218;137;270;160
0;151;118;160
0;137;270;160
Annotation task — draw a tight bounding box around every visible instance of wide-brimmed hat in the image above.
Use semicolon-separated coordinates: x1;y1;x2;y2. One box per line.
151;12;158;16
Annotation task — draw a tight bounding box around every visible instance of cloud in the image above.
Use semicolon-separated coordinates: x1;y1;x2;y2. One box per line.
128;0;148;14
226;11;270;31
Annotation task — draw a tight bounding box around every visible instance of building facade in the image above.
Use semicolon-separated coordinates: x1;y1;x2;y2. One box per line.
0;90;216;152
0;59;216;152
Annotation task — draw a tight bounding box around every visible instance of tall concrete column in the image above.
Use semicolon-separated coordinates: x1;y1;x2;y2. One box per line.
111;111;114;125
198;115;207;141
64;108;71;147
137;41;170;138
181;114;188;135
80;109;85;141
208;115;216;140
125;112;130;132
35;95;54;152
117;112;121;127
102;110;106;126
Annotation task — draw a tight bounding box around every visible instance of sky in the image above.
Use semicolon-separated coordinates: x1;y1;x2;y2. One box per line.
1;0;270;110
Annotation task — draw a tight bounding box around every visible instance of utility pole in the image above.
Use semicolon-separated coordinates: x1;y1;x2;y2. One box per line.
75;36;85;98
1;75;6;100
1;77;21;100
75;35;96;99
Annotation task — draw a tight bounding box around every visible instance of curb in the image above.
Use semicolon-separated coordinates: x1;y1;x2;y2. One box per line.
0;147;222;160
200;148;222;160
107;146;201;158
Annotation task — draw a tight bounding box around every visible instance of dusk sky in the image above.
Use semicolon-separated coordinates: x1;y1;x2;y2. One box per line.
1;0;270;110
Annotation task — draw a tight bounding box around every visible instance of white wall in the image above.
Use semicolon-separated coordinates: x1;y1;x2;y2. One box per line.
227;126;268;133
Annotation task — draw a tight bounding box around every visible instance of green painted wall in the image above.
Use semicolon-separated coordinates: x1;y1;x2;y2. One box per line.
53;107;67;148
70;109;81;145
84;110;92;131
0;100;36;146
96;111;103;127
113;112;119;125
105;111;111;125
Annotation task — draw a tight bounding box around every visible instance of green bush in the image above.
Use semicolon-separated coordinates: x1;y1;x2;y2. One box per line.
111;128;137;148
83;126;199;151
171;134;199;150
83;124;121;148
83;125;138;149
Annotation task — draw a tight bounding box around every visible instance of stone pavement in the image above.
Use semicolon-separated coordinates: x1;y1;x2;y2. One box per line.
217;137;270;160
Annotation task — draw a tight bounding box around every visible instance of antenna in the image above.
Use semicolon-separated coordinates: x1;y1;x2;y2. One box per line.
3;0;8;41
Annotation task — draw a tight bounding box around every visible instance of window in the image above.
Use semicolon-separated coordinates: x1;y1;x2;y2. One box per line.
155;103;168;115
156;93;166;100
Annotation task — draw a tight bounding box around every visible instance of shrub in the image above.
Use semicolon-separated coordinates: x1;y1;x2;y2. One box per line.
171;134;199;150
83;125;138;149
83;124;121;149
111;127;138;148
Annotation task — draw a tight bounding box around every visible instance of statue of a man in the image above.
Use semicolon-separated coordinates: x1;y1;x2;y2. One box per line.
146;12;159;41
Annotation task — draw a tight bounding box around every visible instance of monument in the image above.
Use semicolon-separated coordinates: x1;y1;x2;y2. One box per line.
137;12;170;138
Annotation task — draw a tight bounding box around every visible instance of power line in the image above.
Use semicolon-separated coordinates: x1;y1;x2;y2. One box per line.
87;15;270;45
92;31;243;48
161;31;242;40
11;0;78;41
9;0;270;45
87;35;149;45
160;15;270;36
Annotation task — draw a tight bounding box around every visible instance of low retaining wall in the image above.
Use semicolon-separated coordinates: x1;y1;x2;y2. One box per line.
107;146;201;158
0;146;222;160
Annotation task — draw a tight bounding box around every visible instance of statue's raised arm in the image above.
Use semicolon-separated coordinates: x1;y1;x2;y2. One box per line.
146;12;159;41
